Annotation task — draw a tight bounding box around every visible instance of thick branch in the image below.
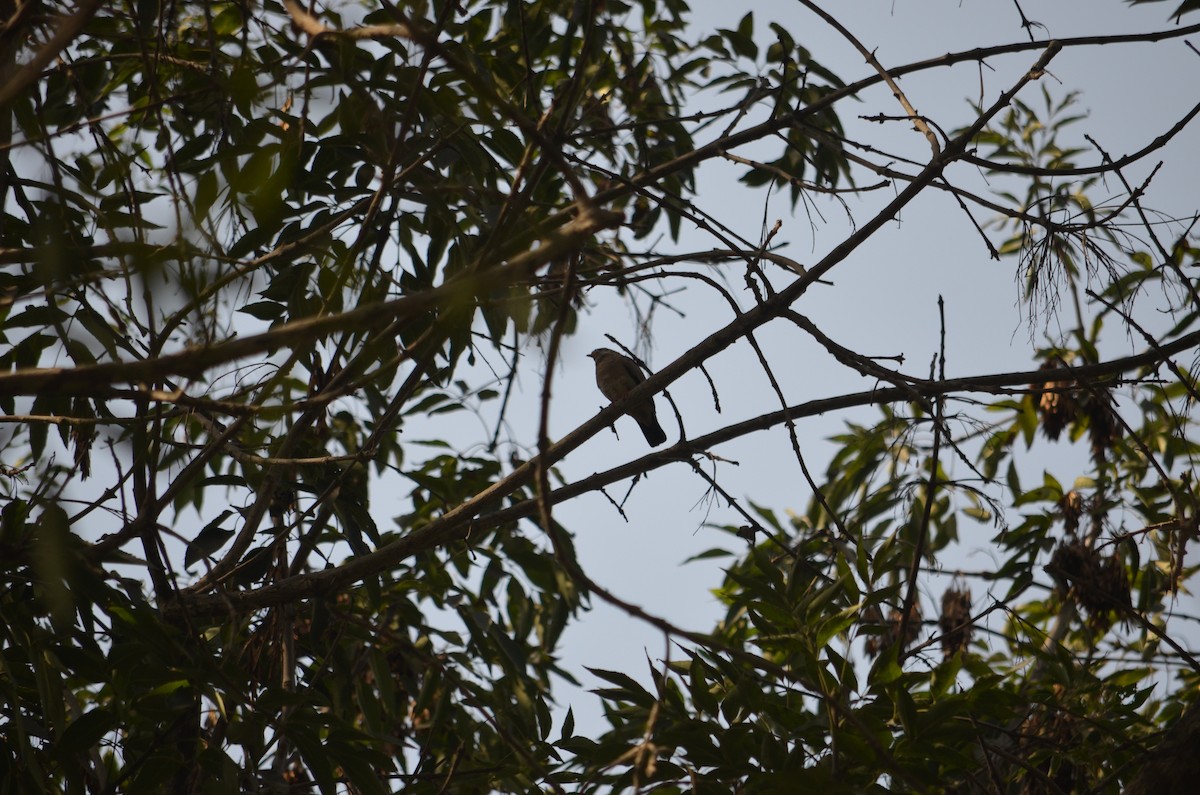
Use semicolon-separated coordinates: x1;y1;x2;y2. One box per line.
171;325;1200;615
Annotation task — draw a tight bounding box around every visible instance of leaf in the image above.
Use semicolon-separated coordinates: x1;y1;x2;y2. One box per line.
1126;0;1200;20
585;667;656;707
194;170;220;220
231;547;273;587
1;498;28;545
184;510;235;568
237;301;285;321
212;3;243;35
871;644;904;685
683;546;735;563
720;12;757;60
54;708;117;760
815;604;860;648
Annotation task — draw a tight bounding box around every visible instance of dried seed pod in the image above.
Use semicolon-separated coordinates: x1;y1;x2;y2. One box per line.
939;586;972;657
1033;361;1077;441
862;603;922;658
1082;389;1121;463
1045;539;1131;629
1060;490;1084;534
862;604;885;658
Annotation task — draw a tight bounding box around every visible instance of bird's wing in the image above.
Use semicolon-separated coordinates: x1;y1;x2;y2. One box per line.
616;354;646;386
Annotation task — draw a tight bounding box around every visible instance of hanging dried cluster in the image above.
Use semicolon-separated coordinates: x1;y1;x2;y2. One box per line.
1031;363;1122;462
862;602;922;658
938;586;972;657
1034;361;1075;441
1046;539;1131;629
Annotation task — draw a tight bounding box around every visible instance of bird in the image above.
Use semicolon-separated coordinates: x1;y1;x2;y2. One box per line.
587;348;668;446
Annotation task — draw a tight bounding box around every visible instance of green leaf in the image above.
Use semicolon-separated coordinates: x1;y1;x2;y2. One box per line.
55;708;116;760
586;667;656;707
194;170;220;220
212;3;243;35
683;546;735;563
560;707;575;741
1;498;28;545
237;301;285;321
184;510;235;568
815;604;860;648
1127;0;1200;20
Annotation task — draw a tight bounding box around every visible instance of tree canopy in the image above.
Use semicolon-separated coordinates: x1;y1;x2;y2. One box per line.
2;0;1200;792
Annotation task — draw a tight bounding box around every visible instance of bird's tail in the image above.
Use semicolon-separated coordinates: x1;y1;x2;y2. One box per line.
635;415;667;447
